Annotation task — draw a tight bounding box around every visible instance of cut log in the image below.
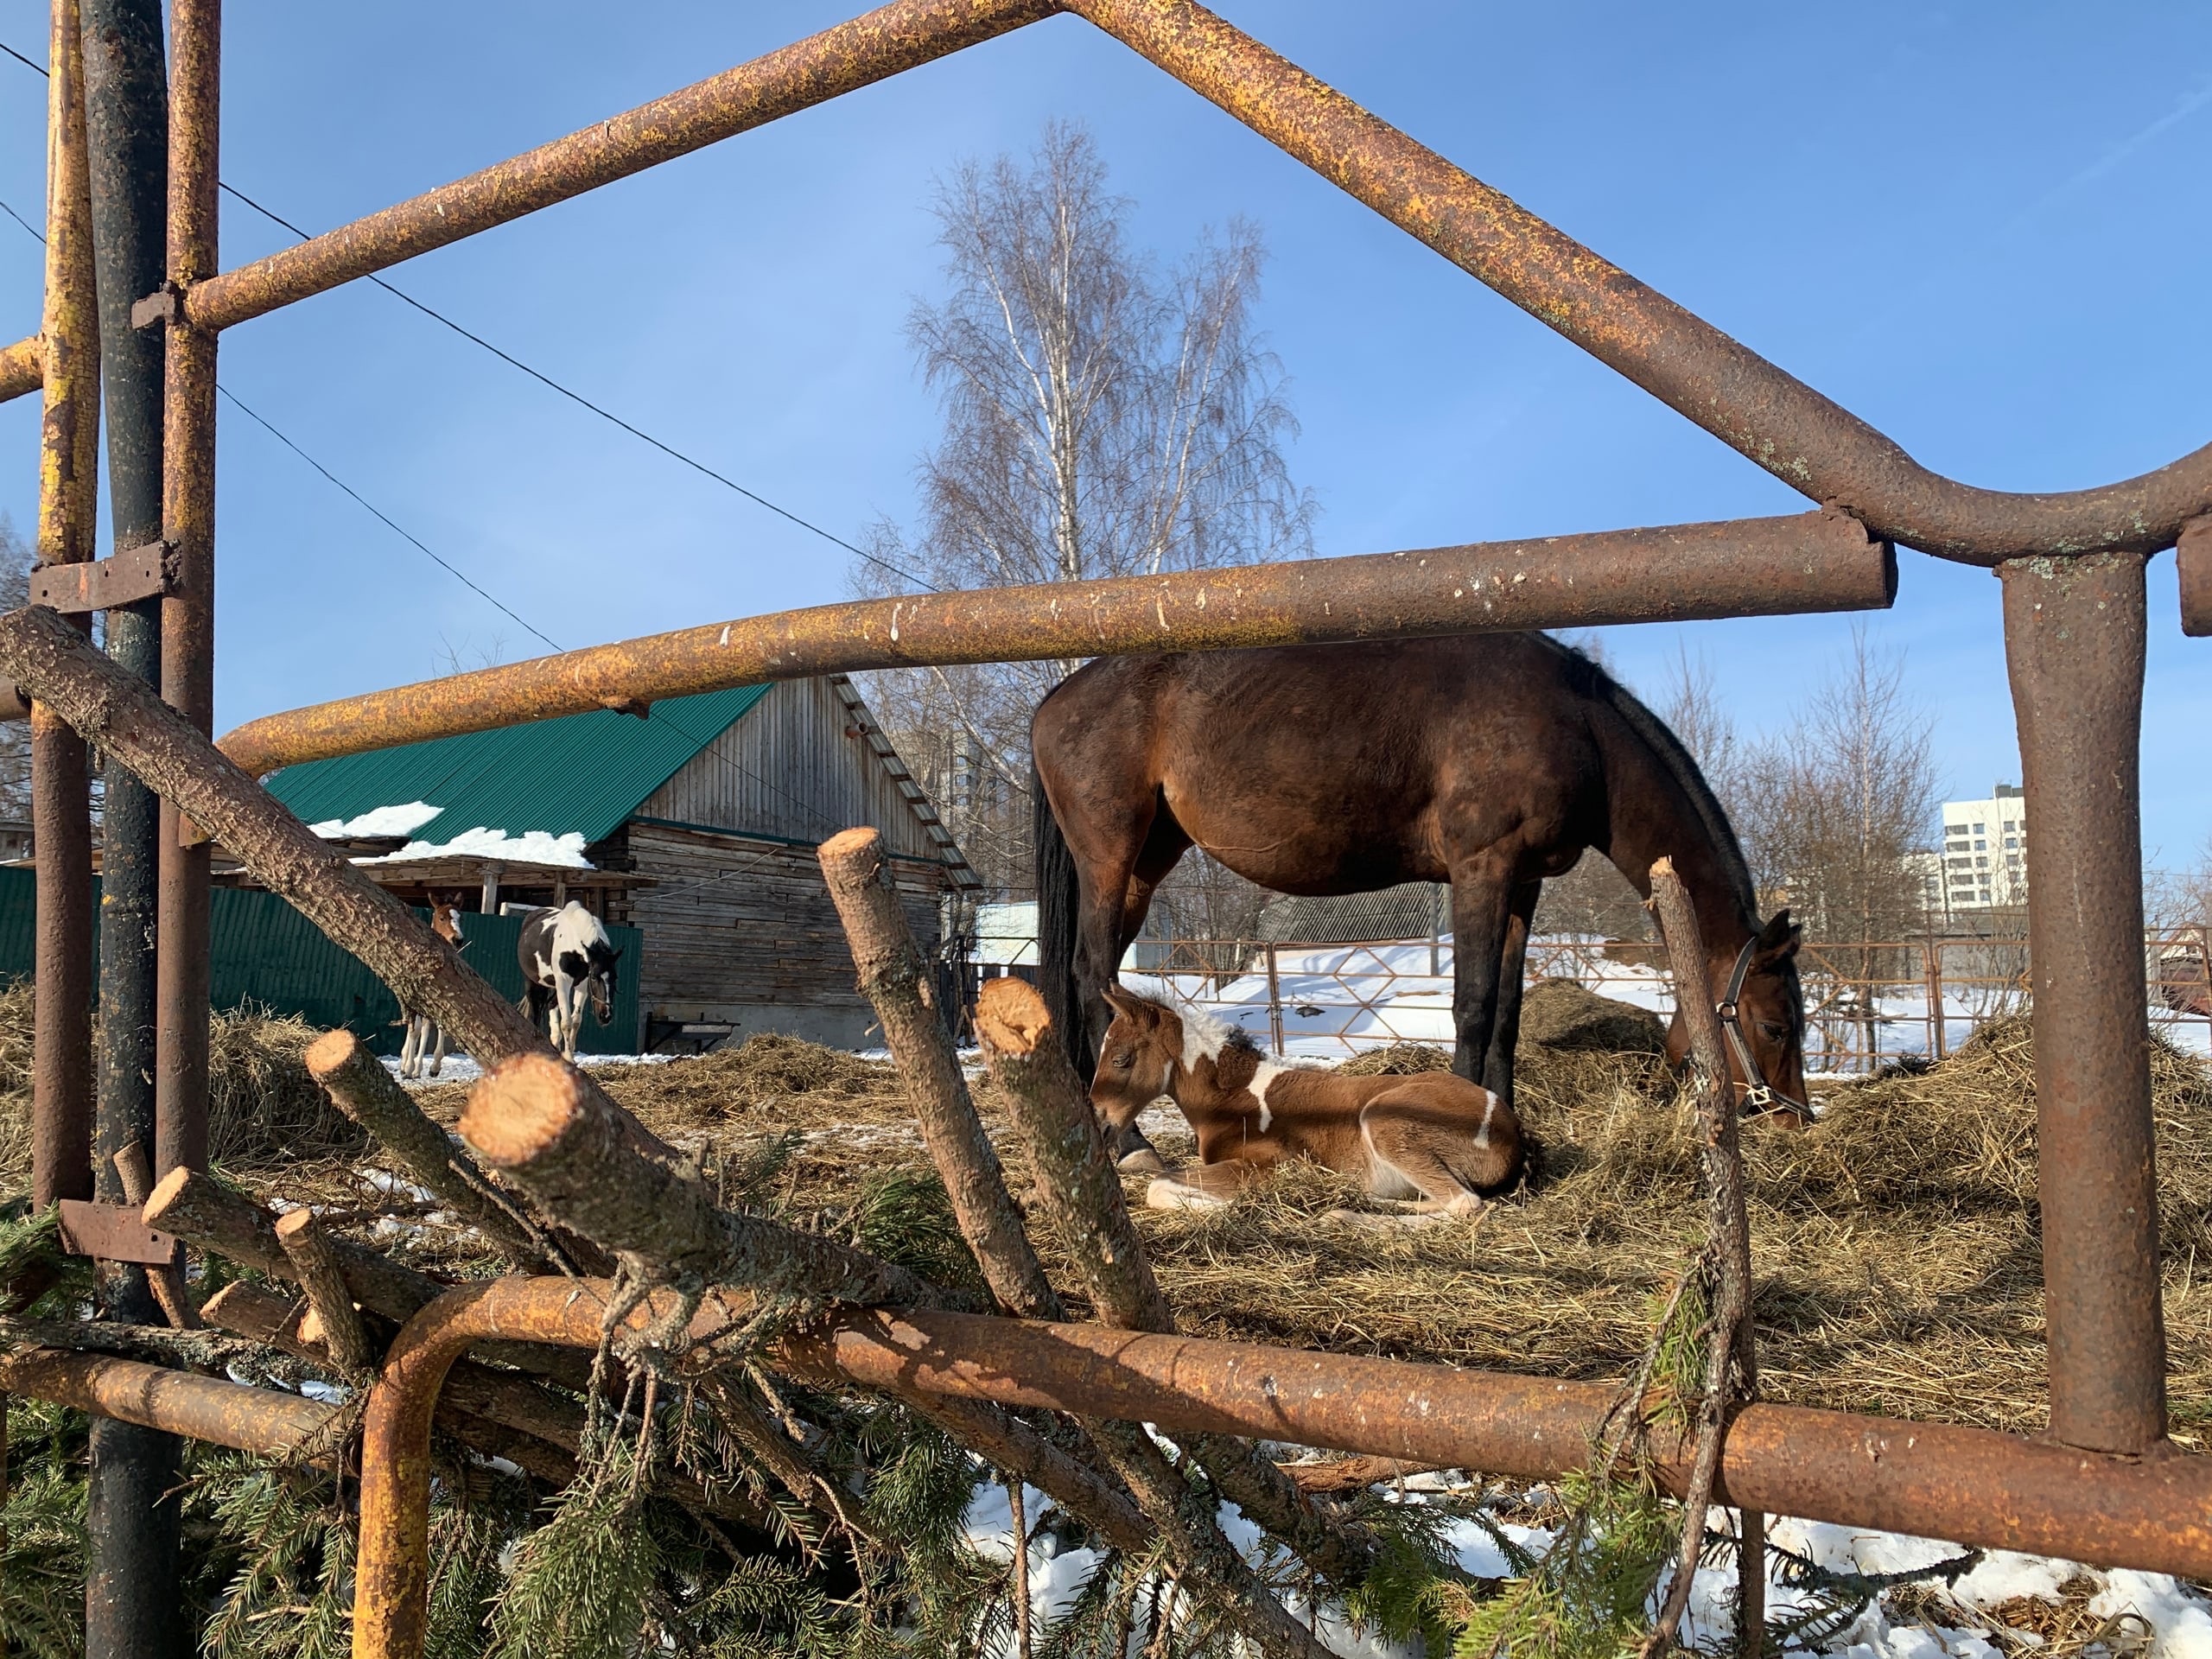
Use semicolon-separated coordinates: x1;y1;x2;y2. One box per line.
461;1053;950;1309
144;1166;590;1389
274;1210;376;1377
111;1141;200;1329
975;976;1380;1593
818;826;1058;1319
302;1029;566;1268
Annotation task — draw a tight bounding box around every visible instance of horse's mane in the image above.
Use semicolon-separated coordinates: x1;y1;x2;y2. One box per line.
1122;986;1262;1065
1539;636;1760;926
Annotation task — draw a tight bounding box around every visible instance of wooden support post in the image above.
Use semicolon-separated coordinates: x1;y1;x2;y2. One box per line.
272;1210;373;1377
1649;856;1760;1656
302;1029;562;1268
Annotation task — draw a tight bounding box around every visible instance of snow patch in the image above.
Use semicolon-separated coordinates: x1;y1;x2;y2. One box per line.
356;826;593;869
308;801;442;839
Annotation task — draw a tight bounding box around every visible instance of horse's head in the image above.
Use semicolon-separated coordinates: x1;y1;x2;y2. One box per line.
1090;985;1181;1135
1668;910;1807;1124
585;942;622;1026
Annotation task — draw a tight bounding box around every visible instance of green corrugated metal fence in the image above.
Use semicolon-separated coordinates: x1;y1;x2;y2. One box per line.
0;867;639;1057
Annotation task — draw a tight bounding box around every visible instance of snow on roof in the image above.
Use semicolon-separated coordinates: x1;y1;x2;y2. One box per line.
353;827;594;870
308;801;442;839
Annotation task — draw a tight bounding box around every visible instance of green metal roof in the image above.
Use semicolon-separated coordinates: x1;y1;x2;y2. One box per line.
264;683;773;848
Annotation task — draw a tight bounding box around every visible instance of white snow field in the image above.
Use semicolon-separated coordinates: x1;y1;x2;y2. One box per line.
1122;938;2212;1067
963;1475;2212;1659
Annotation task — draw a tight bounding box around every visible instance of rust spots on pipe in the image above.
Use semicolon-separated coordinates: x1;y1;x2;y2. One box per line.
221;511;1893;776
1062;0;2212;564
180;0;1057;335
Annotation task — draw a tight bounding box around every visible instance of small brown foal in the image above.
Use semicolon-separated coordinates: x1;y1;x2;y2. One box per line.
1089;985;1522;1218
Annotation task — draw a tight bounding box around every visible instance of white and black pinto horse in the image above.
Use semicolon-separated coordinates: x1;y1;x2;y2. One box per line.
518;900;623;1058
398;897;466;1079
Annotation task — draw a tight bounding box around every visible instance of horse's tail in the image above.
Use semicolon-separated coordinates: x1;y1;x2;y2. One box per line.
1033;761;1090;1077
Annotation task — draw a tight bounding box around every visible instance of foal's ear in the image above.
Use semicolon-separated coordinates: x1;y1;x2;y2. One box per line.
1754;909;1803;964
1101;984;1138;1019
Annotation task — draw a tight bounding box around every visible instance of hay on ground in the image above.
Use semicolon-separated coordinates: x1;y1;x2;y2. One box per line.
0;985;360;1192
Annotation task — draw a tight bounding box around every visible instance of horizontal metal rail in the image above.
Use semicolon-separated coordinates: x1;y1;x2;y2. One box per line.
341;1274;2212;1659
217;510;1893;774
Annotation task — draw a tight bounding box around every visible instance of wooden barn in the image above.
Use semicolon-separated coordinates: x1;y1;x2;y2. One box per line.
264;675;977;1050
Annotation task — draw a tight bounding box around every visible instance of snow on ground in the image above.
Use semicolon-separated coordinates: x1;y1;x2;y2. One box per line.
385;1049;679;1088
962;1474;2212;1659
1124;938;2212;1066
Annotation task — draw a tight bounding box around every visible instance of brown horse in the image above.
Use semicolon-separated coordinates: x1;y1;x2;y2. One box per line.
1090;983;1522;1216
1033;633;1805;1112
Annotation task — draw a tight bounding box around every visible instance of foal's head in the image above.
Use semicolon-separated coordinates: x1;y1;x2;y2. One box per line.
1669;909;1808;1122
1090;986;1187;1135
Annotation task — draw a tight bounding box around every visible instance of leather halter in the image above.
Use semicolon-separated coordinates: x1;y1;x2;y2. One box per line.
1713;932;1810;1117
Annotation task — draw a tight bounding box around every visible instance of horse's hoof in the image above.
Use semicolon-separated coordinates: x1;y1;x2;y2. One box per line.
1118;1147;1168;1175
1147;1179;1225;1212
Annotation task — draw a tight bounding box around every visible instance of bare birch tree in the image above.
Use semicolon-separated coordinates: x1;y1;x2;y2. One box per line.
860;123;1313;907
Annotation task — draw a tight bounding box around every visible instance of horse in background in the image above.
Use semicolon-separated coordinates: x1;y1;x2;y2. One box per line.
1089;983;1522;1217
398;894;467;1080
1033;633;1806;1116
518;900;623;1059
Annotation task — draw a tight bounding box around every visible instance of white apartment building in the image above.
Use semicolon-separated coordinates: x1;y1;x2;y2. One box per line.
1939;785;2028;912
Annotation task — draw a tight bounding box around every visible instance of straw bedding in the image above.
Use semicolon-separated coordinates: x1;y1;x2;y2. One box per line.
552;1014;2212;1443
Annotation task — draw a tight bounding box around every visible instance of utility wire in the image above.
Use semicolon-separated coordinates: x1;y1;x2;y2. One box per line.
0;32;934;593
2;35;920;852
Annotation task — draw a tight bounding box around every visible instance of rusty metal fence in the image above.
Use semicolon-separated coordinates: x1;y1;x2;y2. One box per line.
1084;928;2212;1072
7;0;2212;1646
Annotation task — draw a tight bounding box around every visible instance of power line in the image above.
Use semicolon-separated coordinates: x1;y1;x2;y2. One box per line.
0;194;41;245
216;384;568;654
0;32;934;593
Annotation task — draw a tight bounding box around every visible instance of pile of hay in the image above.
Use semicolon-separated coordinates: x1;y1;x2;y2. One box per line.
0;984;362;1192
572;1002;2212;1443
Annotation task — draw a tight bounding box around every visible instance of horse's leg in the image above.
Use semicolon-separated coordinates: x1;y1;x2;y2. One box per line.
1479;880;1542;1104
429;1021;447;1077
1447;857;1516;1084
399;1016;421;1079
1144;1158;1270;1211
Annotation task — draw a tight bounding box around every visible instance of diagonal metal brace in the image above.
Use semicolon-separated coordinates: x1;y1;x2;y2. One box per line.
30;541;181;613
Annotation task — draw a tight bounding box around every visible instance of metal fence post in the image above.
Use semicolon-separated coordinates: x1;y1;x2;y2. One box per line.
1925;940;1948;1062
32;0;99;1211
80;0;181;1643
154;0;219;1183
1265;942;1285;1057
2001;551;2165;1456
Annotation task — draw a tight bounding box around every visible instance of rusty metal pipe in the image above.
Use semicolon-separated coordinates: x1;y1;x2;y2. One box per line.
2001;552;2166;1454
178;0;1052;334
355;1278;2212;1659
0;1347;338;1460
2181;517;2212;638
154;0;219;1184
1066;0;2212;565
31;0;99;1210
0;332;37;401
221;510;1893;775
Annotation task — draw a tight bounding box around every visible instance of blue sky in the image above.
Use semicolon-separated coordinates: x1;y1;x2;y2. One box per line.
0;2;2206;860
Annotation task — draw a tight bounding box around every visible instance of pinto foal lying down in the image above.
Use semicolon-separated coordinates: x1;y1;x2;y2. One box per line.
1089;986;1523;1217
